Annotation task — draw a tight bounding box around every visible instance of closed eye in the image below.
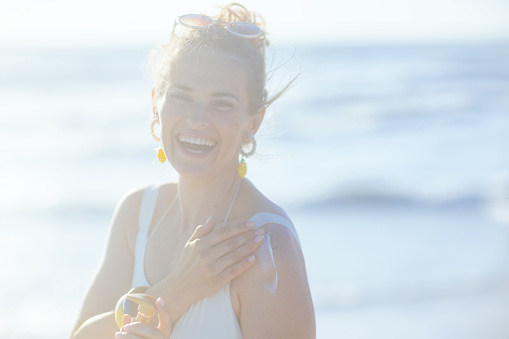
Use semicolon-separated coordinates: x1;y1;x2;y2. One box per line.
210;100;236;112
169;93;192;105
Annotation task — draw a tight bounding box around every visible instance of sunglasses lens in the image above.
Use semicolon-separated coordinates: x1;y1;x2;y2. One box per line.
226;22;262;37
179;14;214;28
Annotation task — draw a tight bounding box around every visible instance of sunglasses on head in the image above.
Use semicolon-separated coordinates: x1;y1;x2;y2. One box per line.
172;14;266;52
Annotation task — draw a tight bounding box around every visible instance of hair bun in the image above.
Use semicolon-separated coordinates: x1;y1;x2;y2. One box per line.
215;3;269;46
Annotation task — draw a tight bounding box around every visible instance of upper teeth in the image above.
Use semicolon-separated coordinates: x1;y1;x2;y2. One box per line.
179;135;216;147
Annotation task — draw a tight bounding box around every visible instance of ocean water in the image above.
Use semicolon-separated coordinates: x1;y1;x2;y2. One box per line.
0;43;508;338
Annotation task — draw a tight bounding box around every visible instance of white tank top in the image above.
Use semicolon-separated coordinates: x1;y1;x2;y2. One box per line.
130;184;299;339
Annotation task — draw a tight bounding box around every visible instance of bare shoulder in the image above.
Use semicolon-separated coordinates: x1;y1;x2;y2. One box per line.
111;186;145;228
117;181;177;206
233;184;315;337
234;179;307;289
237;222;306;290
116;181;177;213
111;182;177;250
263;223;302;259
116;186;145;213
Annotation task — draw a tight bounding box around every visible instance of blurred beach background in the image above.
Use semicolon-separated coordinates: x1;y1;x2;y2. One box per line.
1;0;509;338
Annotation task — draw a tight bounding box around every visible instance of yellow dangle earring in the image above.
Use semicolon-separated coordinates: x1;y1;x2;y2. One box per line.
156;147;166;163
237;134;256;178
150;118;166;164
237;158;247;178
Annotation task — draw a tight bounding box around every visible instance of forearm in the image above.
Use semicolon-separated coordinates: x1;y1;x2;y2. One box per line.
146;276;192;323
71;311;118;339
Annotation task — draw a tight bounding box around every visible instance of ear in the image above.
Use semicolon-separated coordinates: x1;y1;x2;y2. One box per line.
246;108;265;137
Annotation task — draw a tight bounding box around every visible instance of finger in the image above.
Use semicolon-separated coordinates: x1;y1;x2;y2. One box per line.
122;314;133;327
115;331;140;339
211;227;264;259
206;220;256;246
123;322;161;338
217;252;258;281
214;229;264;271
188;216;215;242
115;331;141;339
156;298;172;337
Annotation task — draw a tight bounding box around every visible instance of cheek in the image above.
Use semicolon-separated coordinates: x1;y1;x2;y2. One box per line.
157;110;181;150
159;103;184;127
218;115;249;140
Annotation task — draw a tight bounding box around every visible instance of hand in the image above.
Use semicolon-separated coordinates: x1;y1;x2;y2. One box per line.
168;217;265;306
116;298;172;339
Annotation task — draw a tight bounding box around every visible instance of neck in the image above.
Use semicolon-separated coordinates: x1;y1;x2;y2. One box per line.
176;168;241;231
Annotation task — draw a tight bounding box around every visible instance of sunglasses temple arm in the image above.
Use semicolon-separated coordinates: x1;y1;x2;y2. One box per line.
170;20;178;38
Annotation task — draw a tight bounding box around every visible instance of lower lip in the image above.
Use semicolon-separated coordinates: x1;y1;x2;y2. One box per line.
177;139;216;158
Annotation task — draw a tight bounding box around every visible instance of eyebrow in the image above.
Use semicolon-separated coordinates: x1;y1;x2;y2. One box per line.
170;83;239;102
211;92;239;101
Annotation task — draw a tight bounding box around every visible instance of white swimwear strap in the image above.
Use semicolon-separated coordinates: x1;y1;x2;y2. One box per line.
249;212;301;246
137;184;160;233
132;184;161;288
132;184;178;288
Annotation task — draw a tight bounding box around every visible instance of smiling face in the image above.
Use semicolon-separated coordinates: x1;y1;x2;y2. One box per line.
155;48;263;179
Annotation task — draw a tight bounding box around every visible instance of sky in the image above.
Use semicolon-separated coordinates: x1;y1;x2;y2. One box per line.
1;0;509;48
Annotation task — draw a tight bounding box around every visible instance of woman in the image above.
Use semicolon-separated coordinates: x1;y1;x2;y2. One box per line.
71;3;315;338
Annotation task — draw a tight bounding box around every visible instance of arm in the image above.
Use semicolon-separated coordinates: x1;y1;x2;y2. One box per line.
71;188;143;339
114;218;268;339
72;189;265;338
236;224;316;339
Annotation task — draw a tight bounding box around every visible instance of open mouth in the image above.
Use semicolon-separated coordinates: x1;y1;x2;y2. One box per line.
178;134;217;154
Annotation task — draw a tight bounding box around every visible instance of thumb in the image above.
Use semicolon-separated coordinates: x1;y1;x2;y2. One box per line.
122;313;132;326
120;313;132;331
156;298;172;337
189;216;215;241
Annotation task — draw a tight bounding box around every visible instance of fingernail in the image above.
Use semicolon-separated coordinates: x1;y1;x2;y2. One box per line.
115;332;123;338
206;216;212;224
254;234;264;243
248;255;256;262
246;221;255;228
254;228;264;236
123;324;131;331
157;297;166;307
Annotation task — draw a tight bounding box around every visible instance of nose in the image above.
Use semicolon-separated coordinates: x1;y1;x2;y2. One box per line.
185;100;209;128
